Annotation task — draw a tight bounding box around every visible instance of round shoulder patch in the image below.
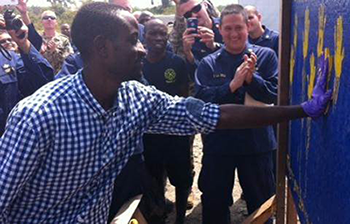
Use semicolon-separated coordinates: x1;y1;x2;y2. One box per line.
164;69;176;83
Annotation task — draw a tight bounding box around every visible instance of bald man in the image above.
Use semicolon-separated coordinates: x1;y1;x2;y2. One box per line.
109;0;133;12
245;5;279;56
142;19;192;224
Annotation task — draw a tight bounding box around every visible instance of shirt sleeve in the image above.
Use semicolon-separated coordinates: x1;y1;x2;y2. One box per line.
27;23;43;51
16;45;54;97
245;51;278;104
0;112;45;221
141;84;220;135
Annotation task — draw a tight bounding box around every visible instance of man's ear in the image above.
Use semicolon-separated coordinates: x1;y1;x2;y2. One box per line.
258;13;262;22
93;35;108;59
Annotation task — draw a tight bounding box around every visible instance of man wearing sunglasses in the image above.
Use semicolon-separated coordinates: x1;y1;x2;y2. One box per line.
41;10;73;74
170;0;222;66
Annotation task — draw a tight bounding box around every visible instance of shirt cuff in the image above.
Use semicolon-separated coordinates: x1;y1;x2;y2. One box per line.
184;97;220;134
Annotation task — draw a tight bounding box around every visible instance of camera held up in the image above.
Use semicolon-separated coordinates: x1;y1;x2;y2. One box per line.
4;9;25;39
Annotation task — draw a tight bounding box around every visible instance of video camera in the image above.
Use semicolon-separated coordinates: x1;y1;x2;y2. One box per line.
4;9;23;32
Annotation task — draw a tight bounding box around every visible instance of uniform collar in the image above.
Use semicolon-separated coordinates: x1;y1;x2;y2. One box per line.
216;43;254;60
261;25;272;40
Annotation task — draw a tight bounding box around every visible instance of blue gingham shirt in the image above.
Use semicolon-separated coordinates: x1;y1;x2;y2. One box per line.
0;71;219;223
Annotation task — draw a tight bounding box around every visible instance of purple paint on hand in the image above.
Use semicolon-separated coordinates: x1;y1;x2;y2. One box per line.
301;56;333;119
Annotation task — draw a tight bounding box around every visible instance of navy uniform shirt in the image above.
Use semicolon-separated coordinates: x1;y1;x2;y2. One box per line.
143;51;188;97
248;25;279;56
143;51;191;160
0;46;54;135
195;44;278;155
191;18;223;66
55;52;84;79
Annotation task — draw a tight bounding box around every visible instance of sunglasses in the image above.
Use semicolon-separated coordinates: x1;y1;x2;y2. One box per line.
42;16;57;20
183;3;202;19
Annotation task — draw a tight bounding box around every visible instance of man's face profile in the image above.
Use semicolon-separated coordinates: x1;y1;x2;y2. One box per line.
106;12;145;81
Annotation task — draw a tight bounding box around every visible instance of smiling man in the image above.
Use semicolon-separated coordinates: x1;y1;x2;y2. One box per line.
194;4;278;224
142;19;192;224
0;2;331;223
178;0;223;65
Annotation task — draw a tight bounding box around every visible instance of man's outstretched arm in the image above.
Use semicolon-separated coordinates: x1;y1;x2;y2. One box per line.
217;105;305;129
217;56;332;130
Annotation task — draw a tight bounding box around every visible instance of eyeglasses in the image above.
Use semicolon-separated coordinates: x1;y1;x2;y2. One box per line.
42;16;57;20
183;3;202;19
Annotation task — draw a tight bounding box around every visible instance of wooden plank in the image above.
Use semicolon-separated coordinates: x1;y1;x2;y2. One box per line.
242;195;276;224
287;187;298;224
276;0;293;223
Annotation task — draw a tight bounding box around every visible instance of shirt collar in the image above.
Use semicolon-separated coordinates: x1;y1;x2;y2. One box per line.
261;25;272;40
216;42;254;60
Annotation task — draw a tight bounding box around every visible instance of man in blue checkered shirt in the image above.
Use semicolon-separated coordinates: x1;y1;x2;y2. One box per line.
0;3;331;223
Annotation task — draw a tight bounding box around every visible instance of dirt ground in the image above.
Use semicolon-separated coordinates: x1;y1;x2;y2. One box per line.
164;135;248;224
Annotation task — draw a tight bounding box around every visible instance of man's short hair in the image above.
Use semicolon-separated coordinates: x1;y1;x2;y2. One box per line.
220;4;248;25
144;18;166;34
71;2;125;61
41;10;57;19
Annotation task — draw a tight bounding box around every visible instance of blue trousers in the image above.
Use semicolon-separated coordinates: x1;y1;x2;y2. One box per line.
199;151;275;224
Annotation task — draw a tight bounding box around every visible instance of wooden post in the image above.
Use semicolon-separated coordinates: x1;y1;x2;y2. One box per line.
276;0;293;223
242;195;276;224
287;188;298;224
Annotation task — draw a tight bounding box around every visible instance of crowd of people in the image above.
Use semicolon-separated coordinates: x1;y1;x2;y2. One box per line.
0;0;332;224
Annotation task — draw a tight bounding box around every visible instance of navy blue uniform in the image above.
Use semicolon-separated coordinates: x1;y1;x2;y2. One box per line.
27;23;43;51
195;44;277;223
191;18;223;66
248;25;279;56
0;45;54;135
55;52;84;79
142;52;192;223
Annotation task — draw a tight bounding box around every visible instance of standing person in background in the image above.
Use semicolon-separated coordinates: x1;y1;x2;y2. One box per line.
40;10;73;73
169;0;220;60
138;11;155;25
142;19;192;224
60;23;71;39
195;4;278;224
0;30;18;52
245;5;279;56
109;0;145;43
56;0;146;78
61;23;78;52
0;13;53;136
0;0;43;51
245;5;280;179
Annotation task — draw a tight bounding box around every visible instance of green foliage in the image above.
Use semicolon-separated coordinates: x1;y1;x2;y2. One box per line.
46;0;77;7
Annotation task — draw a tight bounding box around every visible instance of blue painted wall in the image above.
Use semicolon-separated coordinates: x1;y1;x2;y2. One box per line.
289;0;350;223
